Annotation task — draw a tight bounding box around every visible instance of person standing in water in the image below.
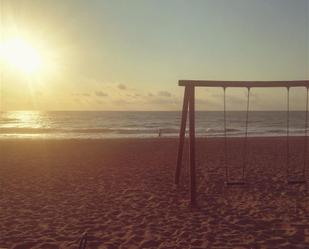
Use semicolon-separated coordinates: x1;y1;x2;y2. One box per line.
158;128;162;137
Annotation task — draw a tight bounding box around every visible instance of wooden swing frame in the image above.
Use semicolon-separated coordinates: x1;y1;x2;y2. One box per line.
175;80;309;206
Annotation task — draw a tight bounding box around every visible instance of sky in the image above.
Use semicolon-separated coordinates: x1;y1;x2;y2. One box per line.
0;0;308;111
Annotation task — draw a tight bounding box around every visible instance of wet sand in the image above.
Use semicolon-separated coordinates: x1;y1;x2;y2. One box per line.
1;137;309;248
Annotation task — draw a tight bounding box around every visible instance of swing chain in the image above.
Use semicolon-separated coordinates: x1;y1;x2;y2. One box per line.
223;87;250;184
303;87;309;178
287;86;308;184
286;87;290;178
242;87;251;181
223;87;228;182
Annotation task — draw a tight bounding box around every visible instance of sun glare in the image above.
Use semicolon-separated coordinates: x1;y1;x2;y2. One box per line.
0;37;43;74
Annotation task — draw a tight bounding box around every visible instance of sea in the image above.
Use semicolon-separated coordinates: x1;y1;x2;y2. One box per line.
0;111;308;139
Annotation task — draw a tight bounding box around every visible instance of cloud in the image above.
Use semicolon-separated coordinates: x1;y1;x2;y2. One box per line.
158;91;172;97
95;91;108;97
72;92;91;97
113;99;131;105
118;84;127;90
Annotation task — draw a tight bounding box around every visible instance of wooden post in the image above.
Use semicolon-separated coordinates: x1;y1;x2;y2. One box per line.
188;86;196;206
175;86;189;185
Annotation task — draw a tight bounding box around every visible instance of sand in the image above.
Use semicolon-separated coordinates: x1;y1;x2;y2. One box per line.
0;137;309;248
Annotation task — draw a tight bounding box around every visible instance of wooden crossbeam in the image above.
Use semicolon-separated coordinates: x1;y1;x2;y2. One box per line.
179;80;309;88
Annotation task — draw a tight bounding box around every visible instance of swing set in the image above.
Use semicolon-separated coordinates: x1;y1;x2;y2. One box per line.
175;80;309;206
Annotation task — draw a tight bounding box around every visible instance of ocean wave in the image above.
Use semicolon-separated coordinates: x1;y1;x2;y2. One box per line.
267;129;287;134
206;128;241;133
75;128;177;134
17;127;238;135
0;127;180;135
0;127;114;134
160;128;179;133
0;127;64;134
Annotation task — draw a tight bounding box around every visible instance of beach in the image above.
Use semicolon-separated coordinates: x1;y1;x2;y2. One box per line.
1;137;309;248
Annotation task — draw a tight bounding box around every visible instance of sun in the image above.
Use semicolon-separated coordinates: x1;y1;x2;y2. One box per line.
0;37;43;75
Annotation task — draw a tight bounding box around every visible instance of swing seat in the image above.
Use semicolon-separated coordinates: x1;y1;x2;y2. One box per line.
286;87;308;185
223;88;250;186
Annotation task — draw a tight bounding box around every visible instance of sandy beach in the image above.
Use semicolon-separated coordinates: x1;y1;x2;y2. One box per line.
1;137;309;248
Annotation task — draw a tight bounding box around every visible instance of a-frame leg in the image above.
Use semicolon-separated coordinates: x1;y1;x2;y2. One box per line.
175;86;189;185
188;86;196;206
